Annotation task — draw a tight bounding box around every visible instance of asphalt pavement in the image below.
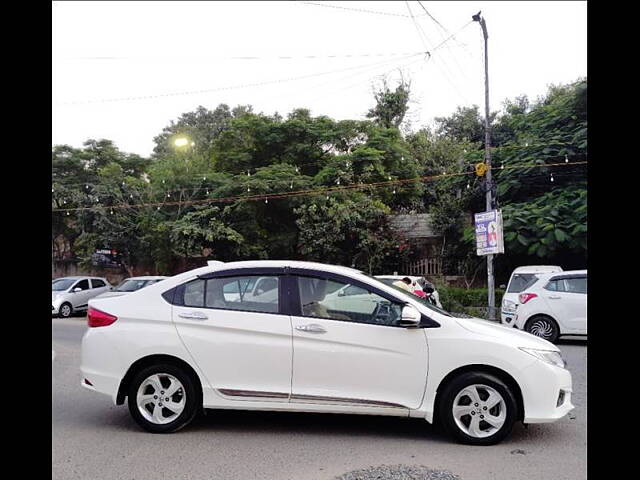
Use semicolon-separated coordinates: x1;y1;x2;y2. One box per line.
53;316;586;480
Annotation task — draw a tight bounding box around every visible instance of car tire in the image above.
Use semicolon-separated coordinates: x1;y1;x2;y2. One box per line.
524;315;559;343
59;302;73;318
127;363;200;434
438;372;518;446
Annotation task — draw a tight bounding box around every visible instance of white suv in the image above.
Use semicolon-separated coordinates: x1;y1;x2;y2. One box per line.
506;270;587;343
81;260;573;445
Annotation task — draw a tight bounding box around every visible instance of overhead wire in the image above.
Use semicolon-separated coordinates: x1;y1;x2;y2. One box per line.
52;160;586;212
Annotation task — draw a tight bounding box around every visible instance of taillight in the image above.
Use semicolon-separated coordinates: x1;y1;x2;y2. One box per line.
87;307;117;327
519;293;538;304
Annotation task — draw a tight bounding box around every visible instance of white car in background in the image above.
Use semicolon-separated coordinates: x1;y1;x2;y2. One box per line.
81;260;573;445
500;266;563;325
505;270;587;343
95;276;168;299
52;276;112;318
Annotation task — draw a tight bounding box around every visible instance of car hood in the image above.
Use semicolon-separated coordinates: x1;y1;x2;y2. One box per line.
94;291;128;299
454;316;559;351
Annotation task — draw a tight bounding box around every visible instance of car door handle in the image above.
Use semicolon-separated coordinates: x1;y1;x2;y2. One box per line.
548;296;561;299
178;312;208;320
295;324;327;334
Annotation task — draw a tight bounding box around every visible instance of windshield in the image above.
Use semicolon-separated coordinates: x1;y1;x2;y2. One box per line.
52;279;76;291
361;273;453;317
116;279;152;292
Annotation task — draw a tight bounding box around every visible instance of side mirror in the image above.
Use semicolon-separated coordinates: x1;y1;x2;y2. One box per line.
73;287;82;293
398;305;421;328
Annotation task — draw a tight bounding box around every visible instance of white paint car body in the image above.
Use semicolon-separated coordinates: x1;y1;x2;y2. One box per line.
500;265;563;325
506;270;587;342
81;260;573;444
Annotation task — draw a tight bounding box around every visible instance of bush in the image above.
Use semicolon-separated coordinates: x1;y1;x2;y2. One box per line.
437;286;505;317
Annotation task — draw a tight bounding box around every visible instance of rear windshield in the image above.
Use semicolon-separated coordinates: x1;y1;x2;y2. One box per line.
507;274;538;293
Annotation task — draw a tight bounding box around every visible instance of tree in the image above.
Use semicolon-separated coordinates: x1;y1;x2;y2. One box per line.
366;78;411;129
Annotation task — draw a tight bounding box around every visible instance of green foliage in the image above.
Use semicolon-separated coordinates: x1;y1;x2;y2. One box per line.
438;286;505;315
366;79;411;129
52;78;587;281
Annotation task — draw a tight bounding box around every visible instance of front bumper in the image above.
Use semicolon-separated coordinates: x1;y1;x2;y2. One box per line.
519;359;574;423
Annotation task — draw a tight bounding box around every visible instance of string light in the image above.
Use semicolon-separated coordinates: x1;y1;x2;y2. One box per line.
336;178;341;185
247;186;251;192
466;181;470;189
264;198;268;204
290;182;293;189
392;188;396;194
550;173;554;182
52;161;586;213
565;154;569;163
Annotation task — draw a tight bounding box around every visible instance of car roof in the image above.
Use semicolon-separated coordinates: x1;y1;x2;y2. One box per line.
536;269;587;279
53;276;90;280
512;265;563;274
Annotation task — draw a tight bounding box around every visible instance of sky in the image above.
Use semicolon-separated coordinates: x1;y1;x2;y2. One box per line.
52;1;587;157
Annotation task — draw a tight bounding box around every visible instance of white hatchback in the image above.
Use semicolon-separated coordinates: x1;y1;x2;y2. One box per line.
81;260;573;445
503;270;587;343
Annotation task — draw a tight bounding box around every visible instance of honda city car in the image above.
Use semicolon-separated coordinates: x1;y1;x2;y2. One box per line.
81;260;573;445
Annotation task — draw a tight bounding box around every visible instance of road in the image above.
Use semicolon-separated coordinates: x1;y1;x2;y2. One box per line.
53;316;586;480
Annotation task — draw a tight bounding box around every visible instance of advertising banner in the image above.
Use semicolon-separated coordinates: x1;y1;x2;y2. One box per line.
474;210;504;256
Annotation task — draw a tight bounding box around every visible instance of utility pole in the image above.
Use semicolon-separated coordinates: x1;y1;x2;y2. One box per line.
473;11;496;321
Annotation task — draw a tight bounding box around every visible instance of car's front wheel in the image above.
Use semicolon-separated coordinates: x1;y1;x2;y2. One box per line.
127;363;199;433
439;372;518;445
59;302;72;318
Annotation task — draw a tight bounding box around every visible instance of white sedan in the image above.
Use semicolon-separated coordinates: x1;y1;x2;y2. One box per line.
81;260;573;445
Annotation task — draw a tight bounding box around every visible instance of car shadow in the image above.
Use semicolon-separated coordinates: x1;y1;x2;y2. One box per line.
75;405;449;443
557;338;587;346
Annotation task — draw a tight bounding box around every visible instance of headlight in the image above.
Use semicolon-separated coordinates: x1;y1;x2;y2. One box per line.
519;347;566;368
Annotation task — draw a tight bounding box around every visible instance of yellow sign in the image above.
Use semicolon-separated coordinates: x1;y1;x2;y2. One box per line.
475;162;488;177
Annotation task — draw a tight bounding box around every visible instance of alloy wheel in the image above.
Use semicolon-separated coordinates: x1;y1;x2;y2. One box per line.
136;373;186;425
60;304;71;317
528;319;554;340
452;384;506;439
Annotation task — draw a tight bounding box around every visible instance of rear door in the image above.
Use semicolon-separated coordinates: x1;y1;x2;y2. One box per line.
90;278;110;297
289;271;428;411
171;269;293;401
544;275;587;334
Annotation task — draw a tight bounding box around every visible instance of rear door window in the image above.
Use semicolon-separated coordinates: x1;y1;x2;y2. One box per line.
565;277;587;294
507;274;538;293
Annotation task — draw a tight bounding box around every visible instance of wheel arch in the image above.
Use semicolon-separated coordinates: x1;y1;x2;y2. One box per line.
116;354;203;406
433;364;525;422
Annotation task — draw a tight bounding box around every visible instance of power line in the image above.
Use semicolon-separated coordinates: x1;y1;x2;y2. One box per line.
51;140;586;190
59;52;425;106
52;161;586;212
297;1;427;18
69;51;426;62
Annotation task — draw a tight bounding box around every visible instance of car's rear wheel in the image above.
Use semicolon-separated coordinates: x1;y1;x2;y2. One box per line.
59;302;72;318
127;363;199;433
439;372;518;445
525;315;559;343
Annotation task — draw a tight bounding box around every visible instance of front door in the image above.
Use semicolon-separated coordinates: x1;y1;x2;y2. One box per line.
289;274;428;410
70;279;92;310
172;274;292;400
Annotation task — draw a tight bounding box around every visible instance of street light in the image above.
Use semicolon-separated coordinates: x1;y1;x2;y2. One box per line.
174;137;189;147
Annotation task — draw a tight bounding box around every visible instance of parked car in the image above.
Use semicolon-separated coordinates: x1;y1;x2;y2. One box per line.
375;275;442;308
81;260;573;445
501;266;563;325
95;276;169;299
504;270;587;343
52;276;112;318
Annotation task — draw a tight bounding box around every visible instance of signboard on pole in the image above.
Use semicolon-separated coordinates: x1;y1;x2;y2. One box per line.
474;209;504;256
